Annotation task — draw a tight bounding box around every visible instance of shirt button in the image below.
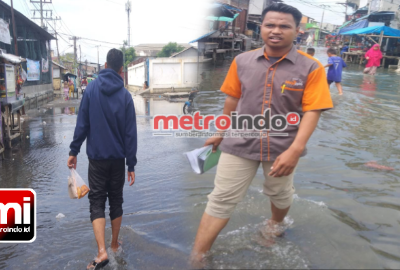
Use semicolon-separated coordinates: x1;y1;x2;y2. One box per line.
270;68;274;71
267;84;271;87
265;100;269;104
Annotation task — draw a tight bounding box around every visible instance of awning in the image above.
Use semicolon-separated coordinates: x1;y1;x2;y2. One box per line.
205;13;239;22
338;19;369;35
189;30;218;43
0;50;26;64
207;3;235;18
341;25;400;37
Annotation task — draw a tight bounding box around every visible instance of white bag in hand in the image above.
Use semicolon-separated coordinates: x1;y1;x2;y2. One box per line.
68;168;90;199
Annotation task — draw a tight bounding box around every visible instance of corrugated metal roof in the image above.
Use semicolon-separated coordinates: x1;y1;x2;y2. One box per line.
169;47;198;58
51;61;67;70
189;30;218;43
0;1;55;41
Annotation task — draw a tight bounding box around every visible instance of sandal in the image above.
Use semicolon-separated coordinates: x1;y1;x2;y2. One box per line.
87;259;109;270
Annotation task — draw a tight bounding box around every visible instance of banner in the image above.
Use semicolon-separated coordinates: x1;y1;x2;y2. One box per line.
0;18;11;45
42;58;49;73
27;59;40;81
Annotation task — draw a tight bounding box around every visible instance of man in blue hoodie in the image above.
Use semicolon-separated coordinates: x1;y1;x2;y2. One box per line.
67;49;137;270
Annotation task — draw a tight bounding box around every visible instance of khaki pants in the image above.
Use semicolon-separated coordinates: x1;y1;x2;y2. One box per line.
205;152;296;219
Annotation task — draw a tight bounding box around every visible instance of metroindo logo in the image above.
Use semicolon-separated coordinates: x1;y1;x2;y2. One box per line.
0;189;36;243
153;109;300;132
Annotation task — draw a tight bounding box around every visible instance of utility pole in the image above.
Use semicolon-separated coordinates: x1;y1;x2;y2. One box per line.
10;0;18;55
30;0;52;28
319;5;329;31
125;1;131;46
95;45;101;74
53;19;61;64
69;36;80;75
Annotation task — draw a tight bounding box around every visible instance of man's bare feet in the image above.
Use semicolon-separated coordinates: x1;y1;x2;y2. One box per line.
190;252;207;269
87;248;108;270
260;219;286;238
111;240;122;253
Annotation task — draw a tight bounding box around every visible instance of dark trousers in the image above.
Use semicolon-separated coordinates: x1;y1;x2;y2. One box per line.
88;159;125;222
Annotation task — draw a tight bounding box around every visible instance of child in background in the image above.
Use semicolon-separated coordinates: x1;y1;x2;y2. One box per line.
325;48;347;95
63;81;69;101
306;47;319;61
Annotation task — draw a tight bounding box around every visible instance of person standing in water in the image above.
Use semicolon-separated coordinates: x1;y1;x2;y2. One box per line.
363;44;382;75
190;3;333;266
325;48;347;95
67;49;137;270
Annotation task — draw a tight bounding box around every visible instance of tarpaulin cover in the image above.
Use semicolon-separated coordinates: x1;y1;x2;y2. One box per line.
338;19;369;35
341;25;400;37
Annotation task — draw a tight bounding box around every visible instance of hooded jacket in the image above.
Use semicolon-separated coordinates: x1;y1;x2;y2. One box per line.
70;68;137;172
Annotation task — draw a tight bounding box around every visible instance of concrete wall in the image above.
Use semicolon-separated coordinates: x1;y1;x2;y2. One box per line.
22;84;53;98
127;62;146;88
127;57;200;94
149;58;198;92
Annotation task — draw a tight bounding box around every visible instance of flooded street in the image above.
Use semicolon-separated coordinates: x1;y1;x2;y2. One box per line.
1;47;400;269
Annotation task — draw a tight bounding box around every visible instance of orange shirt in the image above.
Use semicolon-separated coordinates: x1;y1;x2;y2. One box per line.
219;45;333;161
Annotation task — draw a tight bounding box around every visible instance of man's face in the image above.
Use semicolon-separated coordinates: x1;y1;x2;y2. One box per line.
261;11;299;51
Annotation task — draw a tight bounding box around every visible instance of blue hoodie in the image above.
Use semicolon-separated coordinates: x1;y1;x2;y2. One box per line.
70;69;137;172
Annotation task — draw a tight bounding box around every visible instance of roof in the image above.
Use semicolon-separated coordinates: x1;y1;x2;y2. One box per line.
205;13;239;22
169;46;198;58
133;43;192;50
51;61;67;70
0;49;26;64
0;1;55;40
189;30;218;43
338;19;369;35
341;25;400;37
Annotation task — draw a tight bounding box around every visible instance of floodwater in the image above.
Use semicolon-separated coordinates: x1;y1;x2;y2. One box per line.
0;47;400;269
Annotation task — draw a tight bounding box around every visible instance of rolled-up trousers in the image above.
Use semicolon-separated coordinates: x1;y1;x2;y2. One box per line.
88;158;125;222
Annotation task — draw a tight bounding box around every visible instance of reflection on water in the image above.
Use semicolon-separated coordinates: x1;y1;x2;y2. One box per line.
1;47;400;269
133;95;185;117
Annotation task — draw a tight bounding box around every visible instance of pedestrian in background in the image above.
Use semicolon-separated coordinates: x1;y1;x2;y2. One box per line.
363;44;382;75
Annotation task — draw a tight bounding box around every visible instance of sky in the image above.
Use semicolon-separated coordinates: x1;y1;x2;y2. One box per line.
4;0;369;63
273;0;368;26
3;0;210;64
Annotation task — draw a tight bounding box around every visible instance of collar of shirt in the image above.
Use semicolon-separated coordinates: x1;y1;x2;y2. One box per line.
254;45;298;64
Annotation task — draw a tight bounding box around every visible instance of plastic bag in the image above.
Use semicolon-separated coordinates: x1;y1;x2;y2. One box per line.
20;67;27;81
68;168;90;199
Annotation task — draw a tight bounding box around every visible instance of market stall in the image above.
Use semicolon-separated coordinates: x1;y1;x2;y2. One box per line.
0;50;26;148
341;26;400;68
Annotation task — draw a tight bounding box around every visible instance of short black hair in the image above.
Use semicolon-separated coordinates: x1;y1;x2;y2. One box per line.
106;49;123;73
307;48;315;54
261;3;302;27
327;48;337;55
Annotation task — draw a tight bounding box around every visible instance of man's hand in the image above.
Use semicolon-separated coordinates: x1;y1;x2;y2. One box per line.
268;147;302;177
127;171;135;186
205;136;223;152
67;156;77;169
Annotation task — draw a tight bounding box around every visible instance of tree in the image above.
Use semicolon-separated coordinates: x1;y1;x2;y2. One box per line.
120;41;136;69
157;42;185;57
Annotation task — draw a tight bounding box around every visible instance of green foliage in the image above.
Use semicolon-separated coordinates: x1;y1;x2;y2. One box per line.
120;41;136;69
157;42;185;57
60;53;79;70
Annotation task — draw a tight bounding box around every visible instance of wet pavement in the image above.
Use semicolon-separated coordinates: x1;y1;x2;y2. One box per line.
1;47;400;269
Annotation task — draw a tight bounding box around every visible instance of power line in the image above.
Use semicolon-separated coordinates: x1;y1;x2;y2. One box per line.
58;32;124;46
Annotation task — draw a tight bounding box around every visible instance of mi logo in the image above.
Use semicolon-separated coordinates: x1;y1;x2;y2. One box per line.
0;189;36;243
